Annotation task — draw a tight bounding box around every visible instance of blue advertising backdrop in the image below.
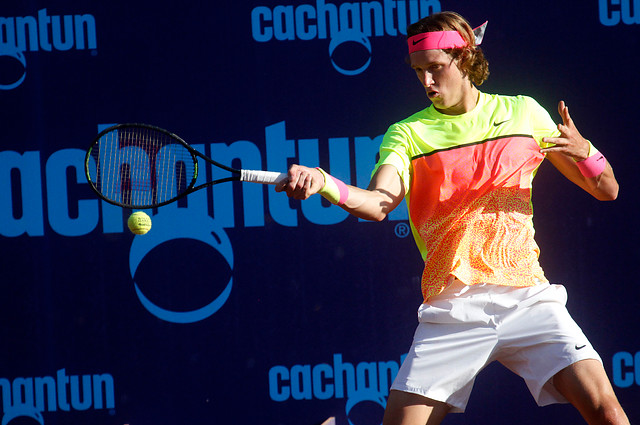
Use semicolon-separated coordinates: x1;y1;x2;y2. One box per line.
1;1;639;424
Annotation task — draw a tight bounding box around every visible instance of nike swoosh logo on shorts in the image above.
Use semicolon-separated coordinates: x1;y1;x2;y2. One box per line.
575;344;587;350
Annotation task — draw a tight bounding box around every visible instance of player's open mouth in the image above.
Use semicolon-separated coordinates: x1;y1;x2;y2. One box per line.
427;90;438;98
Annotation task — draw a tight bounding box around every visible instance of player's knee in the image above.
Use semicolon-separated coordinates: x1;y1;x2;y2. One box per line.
589;396;628;425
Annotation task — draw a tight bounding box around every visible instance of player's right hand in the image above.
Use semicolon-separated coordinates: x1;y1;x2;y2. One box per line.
275;164;325;200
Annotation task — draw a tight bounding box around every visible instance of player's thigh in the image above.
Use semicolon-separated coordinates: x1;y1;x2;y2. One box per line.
554;359;628;424
553;359;616;403
383;390;450;425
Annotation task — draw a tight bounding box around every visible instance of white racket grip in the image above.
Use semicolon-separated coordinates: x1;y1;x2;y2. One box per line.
240;169;288;185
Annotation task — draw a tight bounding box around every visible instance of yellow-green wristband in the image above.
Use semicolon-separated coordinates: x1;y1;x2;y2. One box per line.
316;168;348;205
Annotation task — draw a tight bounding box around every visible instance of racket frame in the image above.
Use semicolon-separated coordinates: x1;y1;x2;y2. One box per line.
84;123;243;209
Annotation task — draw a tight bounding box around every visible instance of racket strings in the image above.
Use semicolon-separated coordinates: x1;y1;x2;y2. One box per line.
91;126;196;207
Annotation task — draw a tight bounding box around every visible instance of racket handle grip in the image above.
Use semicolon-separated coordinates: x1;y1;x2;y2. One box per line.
240;169;288;185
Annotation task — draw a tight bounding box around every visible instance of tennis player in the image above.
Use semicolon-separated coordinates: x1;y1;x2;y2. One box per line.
276;11;628;425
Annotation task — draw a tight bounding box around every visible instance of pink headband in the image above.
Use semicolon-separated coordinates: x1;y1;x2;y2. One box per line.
408;21;488;54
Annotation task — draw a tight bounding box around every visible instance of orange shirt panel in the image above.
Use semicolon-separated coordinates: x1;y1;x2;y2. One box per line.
409;136;547;301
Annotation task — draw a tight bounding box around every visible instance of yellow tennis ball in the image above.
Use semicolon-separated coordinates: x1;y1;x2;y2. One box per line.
127;211;152;235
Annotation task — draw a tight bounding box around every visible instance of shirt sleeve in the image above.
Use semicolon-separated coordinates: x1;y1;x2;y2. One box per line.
523;96;600;156
371;123;412;193
522;96;561;148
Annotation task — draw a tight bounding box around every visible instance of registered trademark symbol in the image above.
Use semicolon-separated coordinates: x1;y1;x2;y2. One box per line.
394;222;410;238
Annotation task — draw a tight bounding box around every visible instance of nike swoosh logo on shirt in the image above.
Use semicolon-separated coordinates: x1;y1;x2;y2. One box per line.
493;119;510;127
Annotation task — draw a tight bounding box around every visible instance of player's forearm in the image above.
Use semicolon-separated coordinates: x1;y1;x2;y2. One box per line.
338;185;400;221
316;164;405;221
583;163;619;201
547;152;619;201
276;164;405;219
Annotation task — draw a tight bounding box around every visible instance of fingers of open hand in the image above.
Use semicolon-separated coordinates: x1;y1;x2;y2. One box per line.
543;101;589;160
540;137;568;154
557;101;575;129
557;122;576;138
541;134;588;159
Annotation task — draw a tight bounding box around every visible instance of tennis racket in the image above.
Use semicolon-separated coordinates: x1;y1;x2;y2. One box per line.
84;123;287;209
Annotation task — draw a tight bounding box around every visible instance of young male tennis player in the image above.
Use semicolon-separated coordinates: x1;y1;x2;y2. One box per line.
276;11;628;425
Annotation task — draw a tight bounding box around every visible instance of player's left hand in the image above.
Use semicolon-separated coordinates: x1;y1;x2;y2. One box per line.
540;101;590;161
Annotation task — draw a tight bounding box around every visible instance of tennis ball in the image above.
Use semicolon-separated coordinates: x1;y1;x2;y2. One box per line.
127;211;152;235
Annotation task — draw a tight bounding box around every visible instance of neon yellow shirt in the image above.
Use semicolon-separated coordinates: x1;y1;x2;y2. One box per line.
374;92;564;302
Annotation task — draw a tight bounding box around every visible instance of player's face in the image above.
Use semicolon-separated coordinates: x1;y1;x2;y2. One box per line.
410;49;476;115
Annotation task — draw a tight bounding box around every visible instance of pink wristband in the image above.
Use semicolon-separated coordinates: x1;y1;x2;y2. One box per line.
576;152;606;178
330;175;349;205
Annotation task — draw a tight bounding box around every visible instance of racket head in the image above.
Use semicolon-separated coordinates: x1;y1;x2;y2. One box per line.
84;123;199;209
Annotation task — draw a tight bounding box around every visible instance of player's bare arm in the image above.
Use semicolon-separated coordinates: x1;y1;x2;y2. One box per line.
276;164;405;221
541;100;619;201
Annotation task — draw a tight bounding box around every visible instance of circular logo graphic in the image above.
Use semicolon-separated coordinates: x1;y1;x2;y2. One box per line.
328;29;372;76
1;404;44;425
345;389;386;425
0;43;27;90
129;209;233;323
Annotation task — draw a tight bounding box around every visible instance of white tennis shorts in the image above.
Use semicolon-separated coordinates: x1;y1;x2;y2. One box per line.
391;280;601;413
